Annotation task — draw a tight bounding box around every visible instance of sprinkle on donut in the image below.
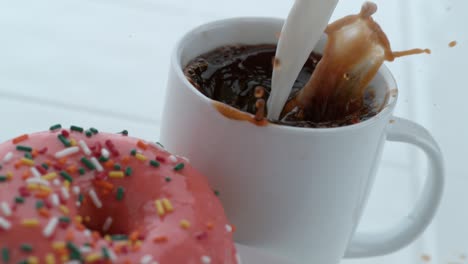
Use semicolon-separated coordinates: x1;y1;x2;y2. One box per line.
0;125;238;264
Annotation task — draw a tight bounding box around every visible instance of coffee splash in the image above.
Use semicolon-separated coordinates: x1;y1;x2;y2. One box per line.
282;2;430;122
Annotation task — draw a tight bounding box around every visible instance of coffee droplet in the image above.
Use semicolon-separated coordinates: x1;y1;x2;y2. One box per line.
255;86;265;99
343;73;351;81
449;41;457;47
272;57;281;69
255;99;266;121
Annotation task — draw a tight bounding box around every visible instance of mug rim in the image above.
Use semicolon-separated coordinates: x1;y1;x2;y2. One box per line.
171;16;398;133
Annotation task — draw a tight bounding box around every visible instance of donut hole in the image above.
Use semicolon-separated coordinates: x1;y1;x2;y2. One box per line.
77;192;143;238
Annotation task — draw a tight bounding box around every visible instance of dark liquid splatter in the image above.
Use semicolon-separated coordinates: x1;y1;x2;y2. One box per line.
184;45;379;128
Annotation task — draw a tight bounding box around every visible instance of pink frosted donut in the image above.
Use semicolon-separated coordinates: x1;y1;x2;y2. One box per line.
0;125;238;264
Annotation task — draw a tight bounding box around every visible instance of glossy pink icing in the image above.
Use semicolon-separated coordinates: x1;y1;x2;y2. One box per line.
0;128;238;264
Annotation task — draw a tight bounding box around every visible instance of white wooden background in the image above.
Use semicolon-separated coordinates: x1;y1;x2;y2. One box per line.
0;0;467;263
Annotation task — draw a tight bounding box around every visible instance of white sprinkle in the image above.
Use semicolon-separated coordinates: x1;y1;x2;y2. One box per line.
79;140;92;156
43;217;59;237
90;157;103;172
61;187;70;200
0;217;11;230
1;202;11;217
84;230;92;237
72;186;80;195
50;194;60;207
2;152;13;163
31;167;42;178
141;255;153;264
102;217;113;232
225;224;233;233
26;178;51;186
236;253;242;264
201;256;211;264
80;246;92;253
53;179;61;186
107;248;117;262
65;261;81;264
168;155;178;163
89;189;102;208
101;148;110;159
55;146;80;159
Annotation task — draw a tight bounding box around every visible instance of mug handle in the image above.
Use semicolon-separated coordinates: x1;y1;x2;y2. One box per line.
345;117;445;258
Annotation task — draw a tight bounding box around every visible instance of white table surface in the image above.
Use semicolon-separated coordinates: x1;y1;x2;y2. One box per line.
0;0;467;263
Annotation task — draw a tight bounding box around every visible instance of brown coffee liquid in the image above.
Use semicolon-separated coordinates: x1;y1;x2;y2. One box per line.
184;45;379;128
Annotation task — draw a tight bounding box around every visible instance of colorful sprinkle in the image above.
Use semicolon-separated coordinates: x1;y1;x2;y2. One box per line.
85;130;93;137
130;149;137;156
155;200;165;216
90;128;99;134
78;168;86;175
111;234;128;241
42;172;58;181
70;126;84;133
57;134;71;147
150;160;160;168
16;145;32;152
45;254;55;264
1;248;10;263
21;218;40;227
135;153;147;162
20;158;35;166
20;244;33;252
116;187;125;201
125;167;132;177
180;219;191;229
43;217;59;238
109;171;124;179
80;157;95;170
15;196;25;204
85;253;100;263
225;224;233;233
162;198;174;212
35;201;44;209
174;163;185;171
66;242;82;261
12;134;29;144
50;124;62;131
60;171;73;183
113;164;121;170
54;147;80;159
165;177;172;182
153;236;168;243
119;130;128;136
137;140;148;150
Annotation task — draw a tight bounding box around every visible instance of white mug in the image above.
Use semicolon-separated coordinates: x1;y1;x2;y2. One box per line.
160;17;444;264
